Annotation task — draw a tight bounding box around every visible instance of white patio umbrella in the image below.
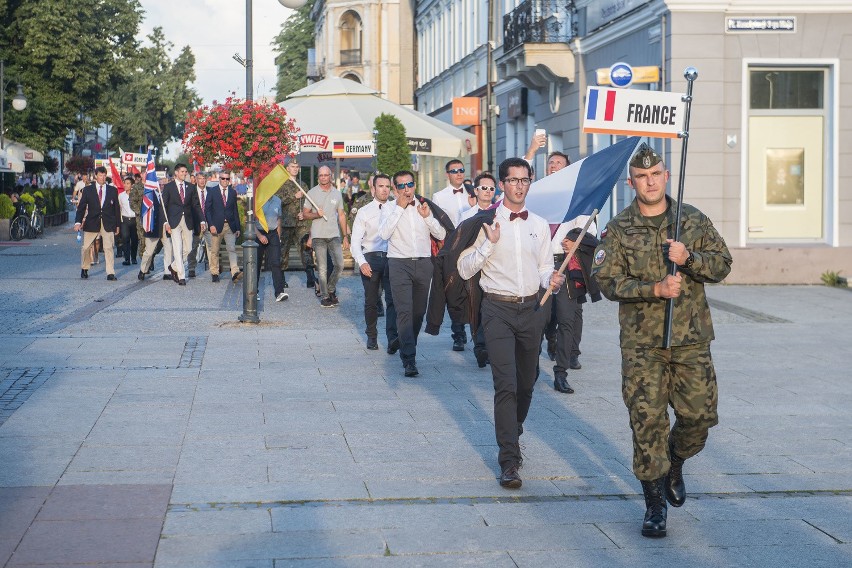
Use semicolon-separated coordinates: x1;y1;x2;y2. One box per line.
280;77;477;168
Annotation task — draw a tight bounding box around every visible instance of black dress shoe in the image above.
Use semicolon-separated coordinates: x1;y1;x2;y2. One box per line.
387;337;400;355
80;269;88;279
107;274;117;281
366;338;379;350
188;270;196;278
232;270;243;282
163;274;172;281
569;356;582;370
475;350;489;368
404;363;419;377
452;338;465;352
169;266;178;280
122;260;131;266
132;258;138;264
546;338;557;361
554;375;574;394
499;465;522;489
212;274;219;282
137;271;145;281
178;279;187;286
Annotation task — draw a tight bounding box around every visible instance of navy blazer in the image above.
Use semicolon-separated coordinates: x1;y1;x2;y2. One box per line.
74;183;121;233
162;180;202;230
205;184;241;234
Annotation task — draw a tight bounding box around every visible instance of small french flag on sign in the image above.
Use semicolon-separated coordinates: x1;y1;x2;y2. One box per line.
586;88;617;122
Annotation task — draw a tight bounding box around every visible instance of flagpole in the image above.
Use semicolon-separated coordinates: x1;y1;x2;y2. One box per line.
536;210;598;311
662;67;698;349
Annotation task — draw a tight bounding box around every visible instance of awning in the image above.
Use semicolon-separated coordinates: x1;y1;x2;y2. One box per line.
3;140;44;173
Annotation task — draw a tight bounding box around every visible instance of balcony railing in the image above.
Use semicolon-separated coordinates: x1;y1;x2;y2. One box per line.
340;49;361;66
307;63;324;80
503;0;575;53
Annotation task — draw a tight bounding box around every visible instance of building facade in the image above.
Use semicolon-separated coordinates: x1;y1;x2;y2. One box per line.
311;0;416;106
484;0;852;283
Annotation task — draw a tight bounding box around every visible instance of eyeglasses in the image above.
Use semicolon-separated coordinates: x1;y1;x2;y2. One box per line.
395;181;415;189
475;185;496;192
447;168;465;174
503;177;531;187
220;176;230;180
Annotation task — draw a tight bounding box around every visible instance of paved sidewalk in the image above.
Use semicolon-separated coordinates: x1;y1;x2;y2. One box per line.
0;225;850;567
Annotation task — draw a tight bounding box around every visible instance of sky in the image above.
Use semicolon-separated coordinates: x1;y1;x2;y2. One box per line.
138;0;298;105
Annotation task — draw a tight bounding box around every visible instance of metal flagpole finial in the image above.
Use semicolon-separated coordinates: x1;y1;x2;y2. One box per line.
684;67;699;82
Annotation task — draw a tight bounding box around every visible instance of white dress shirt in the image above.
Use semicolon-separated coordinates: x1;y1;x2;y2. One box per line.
118;192;134;218
458;203;554;297
431;184;472;227
460;204;492;223
379;201;447;258
550;215;597;253
350;200;388;267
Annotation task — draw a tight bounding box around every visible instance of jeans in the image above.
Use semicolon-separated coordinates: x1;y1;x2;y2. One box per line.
312;236;343;300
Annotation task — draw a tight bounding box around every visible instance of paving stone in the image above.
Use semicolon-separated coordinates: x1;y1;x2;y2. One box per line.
36;484;171;520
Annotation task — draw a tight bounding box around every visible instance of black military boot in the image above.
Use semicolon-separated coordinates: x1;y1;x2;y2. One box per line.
666;440;686;507
640;478;667;538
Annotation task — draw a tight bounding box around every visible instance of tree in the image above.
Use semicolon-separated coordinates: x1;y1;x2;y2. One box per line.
107;27;200;152
65;155;94;175
0;0;143;151
374;113;410;178
272;0;316;101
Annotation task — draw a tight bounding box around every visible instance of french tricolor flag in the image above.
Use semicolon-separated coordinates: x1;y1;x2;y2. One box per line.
586;88;618;122
525;136;641;225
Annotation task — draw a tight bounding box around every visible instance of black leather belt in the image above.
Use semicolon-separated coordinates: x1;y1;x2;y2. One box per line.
122;216;135;222
484;292;538;304
364;251;387;256
553;253;565;264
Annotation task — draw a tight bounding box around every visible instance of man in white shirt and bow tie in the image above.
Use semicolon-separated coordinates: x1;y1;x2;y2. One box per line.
458;157;565;490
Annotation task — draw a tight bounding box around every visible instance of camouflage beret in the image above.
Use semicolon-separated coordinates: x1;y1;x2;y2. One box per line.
629;143;663;169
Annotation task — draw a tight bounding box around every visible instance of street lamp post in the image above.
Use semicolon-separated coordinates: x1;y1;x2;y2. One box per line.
1;60;29;151
238;0;305;323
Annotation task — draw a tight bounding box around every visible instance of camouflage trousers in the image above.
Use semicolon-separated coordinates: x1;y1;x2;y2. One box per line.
279;225;307;271
136;222;147;257
621;342;719;480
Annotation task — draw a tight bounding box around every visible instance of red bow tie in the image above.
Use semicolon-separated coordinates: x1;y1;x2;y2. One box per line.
453;188;464;194
509;210;528;221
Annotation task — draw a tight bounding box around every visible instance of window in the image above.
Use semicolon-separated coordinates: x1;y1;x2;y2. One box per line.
749;69;824;110
339;11;362;66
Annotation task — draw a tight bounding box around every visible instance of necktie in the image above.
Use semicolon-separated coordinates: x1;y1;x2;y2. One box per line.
98;185;103;203
509;210;528;221
179;182;185;202
200;189;205;214
453;188;463;194
222;188;227;206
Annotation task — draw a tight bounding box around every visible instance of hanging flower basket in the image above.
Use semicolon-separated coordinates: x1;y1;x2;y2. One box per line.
182;97;300;178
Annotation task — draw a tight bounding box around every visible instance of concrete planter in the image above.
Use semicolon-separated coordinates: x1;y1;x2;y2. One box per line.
0;218;9;241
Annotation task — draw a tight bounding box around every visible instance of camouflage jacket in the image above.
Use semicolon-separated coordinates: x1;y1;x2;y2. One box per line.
277;178;307;228
128;182;145;216
592;196;732;348
348;191;373;221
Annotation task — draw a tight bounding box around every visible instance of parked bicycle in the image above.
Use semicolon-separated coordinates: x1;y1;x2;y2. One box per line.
28;196;45;239
9;202;30;241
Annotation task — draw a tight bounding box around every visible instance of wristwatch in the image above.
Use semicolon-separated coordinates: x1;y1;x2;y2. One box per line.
684;251;695;269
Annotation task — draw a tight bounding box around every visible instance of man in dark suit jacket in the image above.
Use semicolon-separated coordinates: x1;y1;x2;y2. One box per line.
204;171;242;283
74;166;121;280
161;163;204;285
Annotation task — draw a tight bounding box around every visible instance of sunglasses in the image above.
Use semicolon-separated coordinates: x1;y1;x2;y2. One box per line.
395;181;415;189
220;176;230;180
447;168;465;174
475;185;495;192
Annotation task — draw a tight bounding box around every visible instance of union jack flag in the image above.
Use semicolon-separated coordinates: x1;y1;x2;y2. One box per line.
141;150;159;233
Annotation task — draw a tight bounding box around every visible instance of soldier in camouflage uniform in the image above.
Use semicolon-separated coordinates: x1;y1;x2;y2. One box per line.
277;158;310;284
128;179;146;258
592;144;732;539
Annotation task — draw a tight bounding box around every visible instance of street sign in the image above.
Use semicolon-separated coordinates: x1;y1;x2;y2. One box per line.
609;62;633;88
583;86;686;139
597;65;660;86
331;140;375;157
122;152;148;166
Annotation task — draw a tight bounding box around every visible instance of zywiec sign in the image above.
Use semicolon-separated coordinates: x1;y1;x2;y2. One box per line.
407;137;432;153
122;152;148;166
596;65;660;86
583;86;685;139
332;140;375;157
726;17;796;33
452;97;480;126
299;133;329;150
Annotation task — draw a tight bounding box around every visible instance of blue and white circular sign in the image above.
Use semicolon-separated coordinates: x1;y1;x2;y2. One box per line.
609;62;634;88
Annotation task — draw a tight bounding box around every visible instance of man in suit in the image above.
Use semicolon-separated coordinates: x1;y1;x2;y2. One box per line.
162;163;204;285
187;171;211;278
74;166;121;280
205;171;242;283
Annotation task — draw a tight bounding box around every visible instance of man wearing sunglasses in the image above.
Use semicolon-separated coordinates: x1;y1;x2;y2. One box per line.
205;171;242;283
379;171;447;377
431;159;474;352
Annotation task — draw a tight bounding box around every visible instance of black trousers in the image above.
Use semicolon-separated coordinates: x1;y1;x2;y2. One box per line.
553;292;583;374
120;217;138;262
388;257;432;365
256;231;284;296
481;296;546;470
361;251;398;343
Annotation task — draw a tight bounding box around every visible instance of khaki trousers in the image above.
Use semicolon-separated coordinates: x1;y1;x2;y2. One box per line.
140;235;173;275
81;222;116;275
168;218;192;280
208;222;239;276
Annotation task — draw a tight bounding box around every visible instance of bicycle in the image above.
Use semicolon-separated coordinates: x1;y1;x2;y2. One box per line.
9;202;30;241
27;196;45;239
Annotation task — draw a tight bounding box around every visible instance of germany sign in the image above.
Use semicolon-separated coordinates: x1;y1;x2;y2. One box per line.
583;87;686;139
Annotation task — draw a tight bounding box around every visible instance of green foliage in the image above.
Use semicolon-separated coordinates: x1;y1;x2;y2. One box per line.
273;0;316;101
821;270;846;288
19;192;35;214
375;114;411;179
0;0;144;151
0;194;14;219
108;27;200;151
